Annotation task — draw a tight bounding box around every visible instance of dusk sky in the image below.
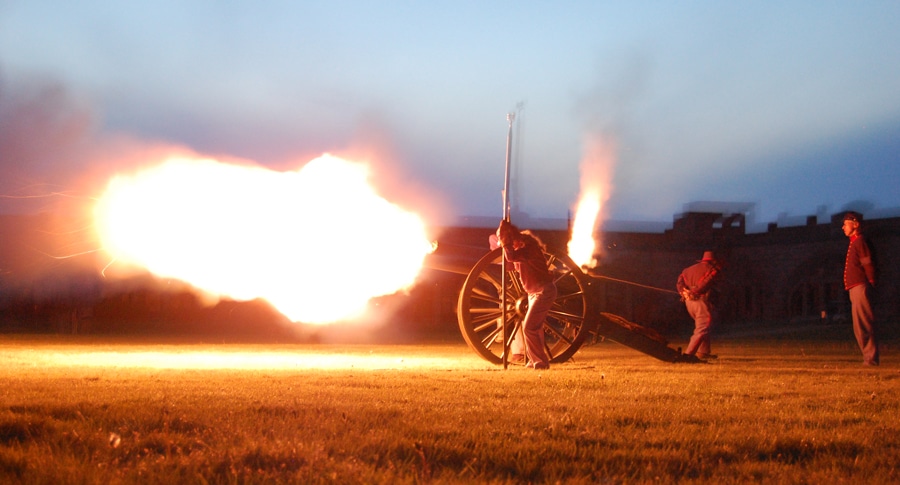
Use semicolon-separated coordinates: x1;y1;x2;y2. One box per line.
2;1;899;231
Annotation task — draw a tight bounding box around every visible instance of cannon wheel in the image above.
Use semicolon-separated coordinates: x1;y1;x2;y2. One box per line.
457;247;592;365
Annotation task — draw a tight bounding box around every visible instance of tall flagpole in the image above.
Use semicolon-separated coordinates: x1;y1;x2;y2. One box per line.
501;112;514;369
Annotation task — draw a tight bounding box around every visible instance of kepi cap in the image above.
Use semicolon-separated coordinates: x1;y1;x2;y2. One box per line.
843;211;863;223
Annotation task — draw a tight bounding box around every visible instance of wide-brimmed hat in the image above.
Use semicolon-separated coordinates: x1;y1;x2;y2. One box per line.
699;251;716;262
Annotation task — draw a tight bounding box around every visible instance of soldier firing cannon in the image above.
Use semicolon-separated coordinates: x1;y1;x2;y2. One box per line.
425;242;697;366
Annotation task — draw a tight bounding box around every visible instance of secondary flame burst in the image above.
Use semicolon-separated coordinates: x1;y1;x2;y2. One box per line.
567;136;615;268
93;154;434;324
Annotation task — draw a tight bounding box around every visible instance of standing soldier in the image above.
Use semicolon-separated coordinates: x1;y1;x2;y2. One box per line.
842;211;879;366
677;251;722;361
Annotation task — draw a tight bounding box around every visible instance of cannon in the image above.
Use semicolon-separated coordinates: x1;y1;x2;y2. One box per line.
420;113;694;365
425;241;694;365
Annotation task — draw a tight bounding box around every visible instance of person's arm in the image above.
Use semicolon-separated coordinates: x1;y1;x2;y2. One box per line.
691;264;720;296
676;273;687;293
676;272;693;301
859;239;876;286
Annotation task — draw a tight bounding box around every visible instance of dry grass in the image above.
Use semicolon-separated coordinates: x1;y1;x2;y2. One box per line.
1;335;898;484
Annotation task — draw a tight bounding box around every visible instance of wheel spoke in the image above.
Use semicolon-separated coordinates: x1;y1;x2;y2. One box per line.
472;314;501;333
545;321;577;345
504;317;521;349
470;286;500;302
477;271;502;290
548;308;585;321
554;289;585;301
478;325;502;348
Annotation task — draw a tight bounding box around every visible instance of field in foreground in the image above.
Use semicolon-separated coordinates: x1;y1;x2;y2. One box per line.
1;335;898;484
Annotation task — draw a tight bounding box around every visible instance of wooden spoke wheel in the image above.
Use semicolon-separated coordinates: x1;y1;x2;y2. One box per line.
457;247;592;365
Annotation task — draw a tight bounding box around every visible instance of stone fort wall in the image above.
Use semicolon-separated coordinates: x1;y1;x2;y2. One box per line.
426;211;900;336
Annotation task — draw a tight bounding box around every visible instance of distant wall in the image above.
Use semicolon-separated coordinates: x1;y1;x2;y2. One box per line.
420;211;900;337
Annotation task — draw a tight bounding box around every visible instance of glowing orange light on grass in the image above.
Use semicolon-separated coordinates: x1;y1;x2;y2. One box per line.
568;136;615;268
94;154;434;324
6;345;483;371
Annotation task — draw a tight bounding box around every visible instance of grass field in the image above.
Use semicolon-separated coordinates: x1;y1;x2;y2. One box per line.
1;334;898;484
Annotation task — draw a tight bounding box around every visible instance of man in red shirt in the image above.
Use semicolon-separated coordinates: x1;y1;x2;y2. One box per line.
842;211;879;366
676;251;722;361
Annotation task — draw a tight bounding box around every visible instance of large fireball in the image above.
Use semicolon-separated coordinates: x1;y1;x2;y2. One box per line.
93;154;434;324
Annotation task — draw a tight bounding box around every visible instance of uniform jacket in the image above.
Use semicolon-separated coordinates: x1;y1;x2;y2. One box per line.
676;260;720;301
844;234;876;290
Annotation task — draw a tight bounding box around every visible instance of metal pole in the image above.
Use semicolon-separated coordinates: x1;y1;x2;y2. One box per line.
501;112;514;369
503;112;514;220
